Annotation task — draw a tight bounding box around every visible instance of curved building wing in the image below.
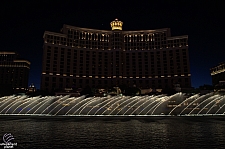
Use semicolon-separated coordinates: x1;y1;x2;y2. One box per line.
41;19;191;91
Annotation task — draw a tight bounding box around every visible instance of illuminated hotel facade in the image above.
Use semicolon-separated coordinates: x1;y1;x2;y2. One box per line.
0;52;30;94
41;19;191;91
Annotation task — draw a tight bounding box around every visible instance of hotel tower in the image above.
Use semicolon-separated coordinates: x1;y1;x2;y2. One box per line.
0;52;30;94
41;19;191;92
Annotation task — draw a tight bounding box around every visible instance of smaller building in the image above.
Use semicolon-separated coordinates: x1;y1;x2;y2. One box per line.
210;62;225;86
199;84;213;94
27;83;36;93
0;52;30;95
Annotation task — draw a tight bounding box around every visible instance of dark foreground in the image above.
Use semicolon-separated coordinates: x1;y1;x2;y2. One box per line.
0;116;225;149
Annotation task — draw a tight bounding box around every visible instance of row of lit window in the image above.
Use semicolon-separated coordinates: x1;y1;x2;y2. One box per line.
0;65;30;69
45;43;188;53
69;28;164;35
13;88;28;90
68;30;168;41
45;35;187;47
46;39;187;47
42;72;191;78
46;47;188;60
47;47;186;53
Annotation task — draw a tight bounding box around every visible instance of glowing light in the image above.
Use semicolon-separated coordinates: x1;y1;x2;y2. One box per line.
110;19;123;30
211;68;225;75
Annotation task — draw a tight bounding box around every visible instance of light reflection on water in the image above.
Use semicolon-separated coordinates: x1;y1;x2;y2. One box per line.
0;117;225;149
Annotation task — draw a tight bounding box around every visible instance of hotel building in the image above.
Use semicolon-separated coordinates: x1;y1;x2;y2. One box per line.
41;19;191;91
0;52;30;94
210;62;225;86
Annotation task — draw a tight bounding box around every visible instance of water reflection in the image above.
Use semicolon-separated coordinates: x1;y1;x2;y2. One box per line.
0;118;225;148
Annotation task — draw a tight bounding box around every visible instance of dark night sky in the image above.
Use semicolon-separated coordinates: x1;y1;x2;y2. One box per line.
1;1;225;89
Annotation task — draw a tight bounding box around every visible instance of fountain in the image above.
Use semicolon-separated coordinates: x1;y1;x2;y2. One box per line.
0;92;225;117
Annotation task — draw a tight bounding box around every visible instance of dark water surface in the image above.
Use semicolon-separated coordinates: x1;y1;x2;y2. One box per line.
0;117;225;149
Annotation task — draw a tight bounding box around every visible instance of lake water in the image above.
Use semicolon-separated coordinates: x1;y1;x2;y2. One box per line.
0;117;225;149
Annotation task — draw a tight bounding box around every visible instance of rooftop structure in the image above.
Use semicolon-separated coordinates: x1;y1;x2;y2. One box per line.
210;62;225;86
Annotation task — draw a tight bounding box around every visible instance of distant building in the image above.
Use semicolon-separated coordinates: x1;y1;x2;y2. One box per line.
41;19;191;92
27;83;36;93
210;62;225;86
0;52;30;95
199;84;213;94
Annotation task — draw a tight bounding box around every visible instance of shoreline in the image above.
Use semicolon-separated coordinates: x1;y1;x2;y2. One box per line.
0;114;224;120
